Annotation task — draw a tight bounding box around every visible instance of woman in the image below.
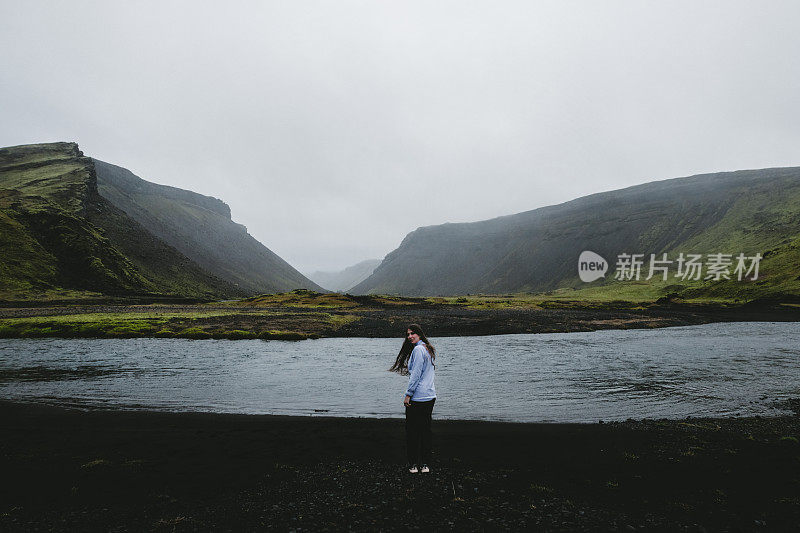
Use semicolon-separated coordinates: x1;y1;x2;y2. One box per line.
389;323;436;473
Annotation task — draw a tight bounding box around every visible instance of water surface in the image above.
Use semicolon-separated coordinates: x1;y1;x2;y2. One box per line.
1;322;798;422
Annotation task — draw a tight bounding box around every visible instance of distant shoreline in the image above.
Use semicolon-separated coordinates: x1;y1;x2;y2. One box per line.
0;297;798;340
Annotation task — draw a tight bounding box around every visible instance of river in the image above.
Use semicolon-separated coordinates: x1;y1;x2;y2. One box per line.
1;322;798;422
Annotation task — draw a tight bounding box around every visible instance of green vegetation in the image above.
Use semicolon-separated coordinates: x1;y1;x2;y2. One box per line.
0;307;351;340
546;179;800;303
235;288;442;309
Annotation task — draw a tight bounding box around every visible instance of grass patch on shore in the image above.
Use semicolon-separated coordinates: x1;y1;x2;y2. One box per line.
230;289;448;310
0;309;353;340
237;290;364;309
228;291;649;312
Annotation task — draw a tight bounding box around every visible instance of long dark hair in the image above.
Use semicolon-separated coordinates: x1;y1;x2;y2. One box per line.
389;323;436;375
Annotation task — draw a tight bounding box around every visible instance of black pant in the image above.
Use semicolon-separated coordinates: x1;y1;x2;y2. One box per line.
405;398;435;466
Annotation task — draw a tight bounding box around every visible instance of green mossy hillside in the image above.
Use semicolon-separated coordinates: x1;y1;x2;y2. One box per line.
353;167;800;302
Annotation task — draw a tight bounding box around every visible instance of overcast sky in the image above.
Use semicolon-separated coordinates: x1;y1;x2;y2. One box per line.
2;2;800;273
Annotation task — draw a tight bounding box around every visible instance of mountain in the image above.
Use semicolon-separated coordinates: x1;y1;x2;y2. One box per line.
93;159;323;295
0;142;321;300
306;259;380;292
351;167;800;299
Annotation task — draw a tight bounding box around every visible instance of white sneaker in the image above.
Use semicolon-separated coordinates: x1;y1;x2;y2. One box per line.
408;465;419;473
420;465;430;473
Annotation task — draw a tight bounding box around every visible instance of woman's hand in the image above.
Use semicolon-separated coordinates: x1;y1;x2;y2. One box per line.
404;395;411;406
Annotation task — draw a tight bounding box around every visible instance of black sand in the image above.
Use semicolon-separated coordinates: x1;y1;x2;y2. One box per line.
1;401;799;531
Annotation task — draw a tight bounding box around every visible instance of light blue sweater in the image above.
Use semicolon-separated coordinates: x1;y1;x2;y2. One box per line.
405;340;436;401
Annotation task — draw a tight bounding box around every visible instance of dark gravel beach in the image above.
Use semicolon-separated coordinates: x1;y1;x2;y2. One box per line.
2;400;799;531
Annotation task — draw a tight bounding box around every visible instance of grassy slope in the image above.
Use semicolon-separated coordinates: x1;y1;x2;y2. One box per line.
0;143;147;298
0;143;243;301
548;176;800;303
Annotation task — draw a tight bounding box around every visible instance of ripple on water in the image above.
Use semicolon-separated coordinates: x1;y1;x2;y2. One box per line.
0;322;799;422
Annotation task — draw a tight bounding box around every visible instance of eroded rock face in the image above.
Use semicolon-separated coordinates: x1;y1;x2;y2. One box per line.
93;157;323;295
